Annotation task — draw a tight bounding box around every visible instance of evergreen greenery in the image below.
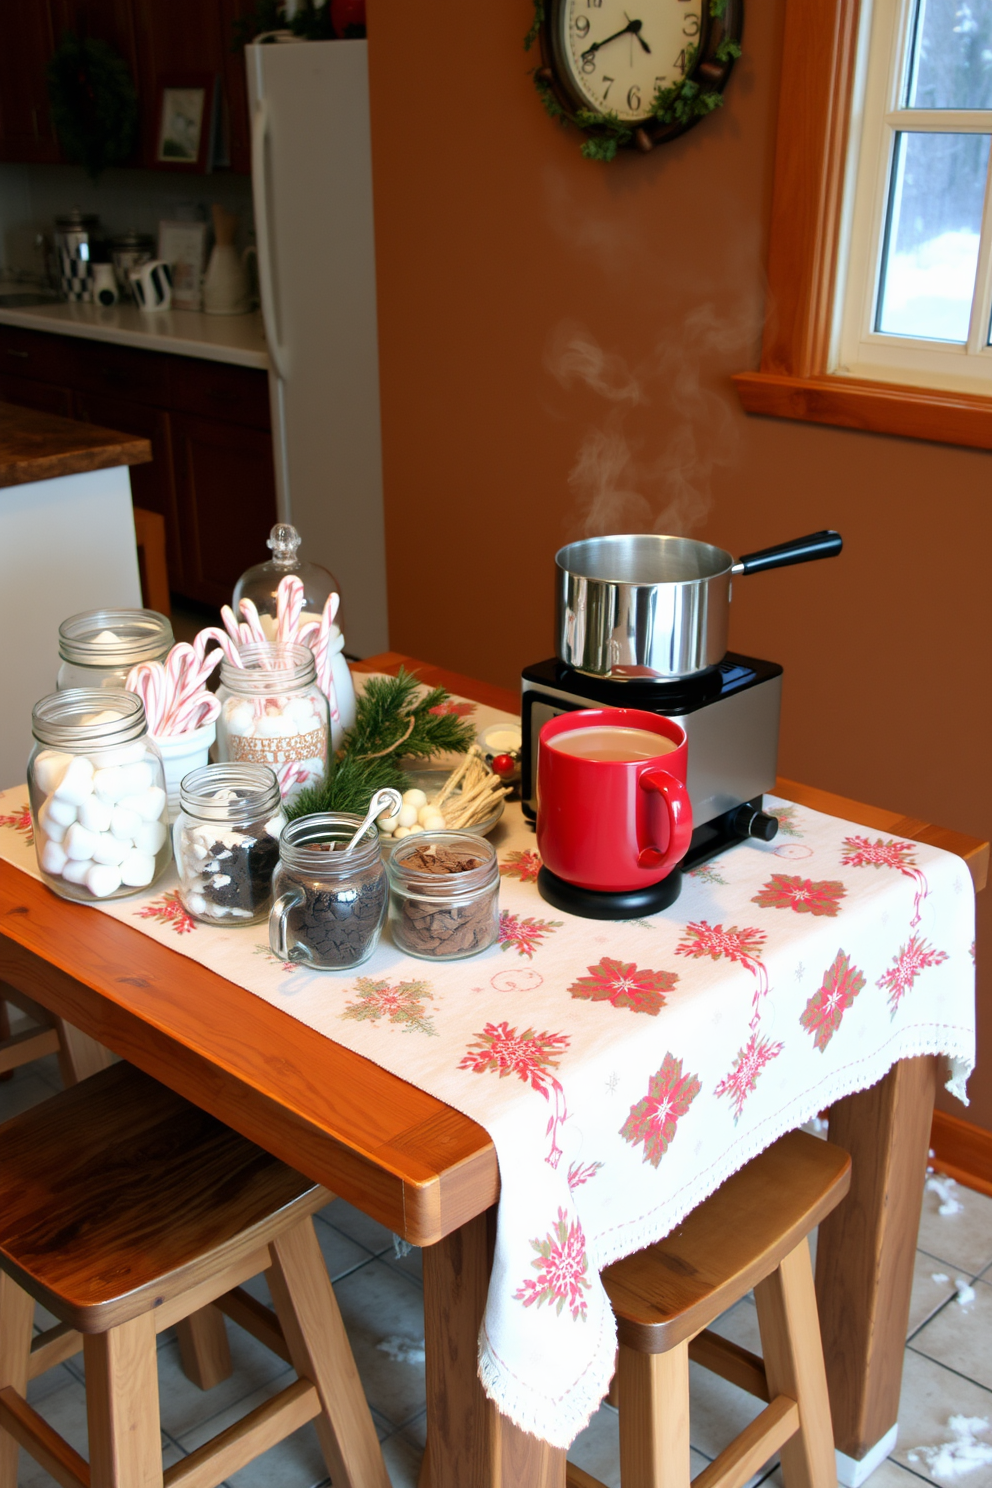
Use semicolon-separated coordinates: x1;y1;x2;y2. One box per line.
46;33;138;181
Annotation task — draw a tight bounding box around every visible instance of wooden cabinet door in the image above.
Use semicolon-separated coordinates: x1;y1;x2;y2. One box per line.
47;0;141;165
0;376;73;418
171;412;277;607
0;5;59;163
131;0;228;170
220;0;254;174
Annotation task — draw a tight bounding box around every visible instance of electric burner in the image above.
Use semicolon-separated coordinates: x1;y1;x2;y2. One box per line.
521;652;783;874
536;864;684;920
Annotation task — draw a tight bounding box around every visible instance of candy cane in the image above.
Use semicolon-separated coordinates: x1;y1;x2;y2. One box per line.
165;690;221;736
277;575;305;644
193;627;243;669
238;597;269;646
126;661;166;733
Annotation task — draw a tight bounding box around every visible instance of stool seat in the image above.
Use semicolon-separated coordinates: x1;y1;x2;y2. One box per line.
602;1130;851;1352
0;1062;324;1330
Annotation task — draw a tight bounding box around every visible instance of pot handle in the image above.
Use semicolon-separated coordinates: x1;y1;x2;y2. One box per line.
731;530;842;575
637;769;693;875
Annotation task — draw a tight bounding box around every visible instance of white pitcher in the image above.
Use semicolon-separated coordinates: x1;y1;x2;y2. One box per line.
202;243;255;315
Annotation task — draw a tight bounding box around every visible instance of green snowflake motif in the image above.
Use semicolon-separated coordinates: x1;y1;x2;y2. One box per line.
768;805;803;839
342;977;438;1037
688;862;727;886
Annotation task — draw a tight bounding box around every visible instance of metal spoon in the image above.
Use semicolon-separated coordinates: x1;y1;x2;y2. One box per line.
343;788;404;853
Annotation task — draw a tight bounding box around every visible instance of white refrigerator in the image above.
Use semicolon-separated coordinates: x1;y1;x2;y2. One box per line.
247;38;388;658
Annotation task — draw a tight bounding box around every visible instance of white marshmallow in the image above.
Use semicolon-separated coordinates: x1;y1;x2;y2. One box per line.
38;808;67;844
119;786;166;823
46;794;77;828
188;892;207;915
110;806;141;841
225;700;254;732
54;756;95;805
90;740;147;770
397;804;419;828
286;696;315;725
264;814;286;839
92;832;130;865
84;709;121;726
62;858;94;885
91;629;121;645
78;796;112;834
40;839;68;875
85;863;122;897
118;761;154;796
64;822;99;860
93;766;127;803
34;749;72;794
402;788;428;808
133;819;166;855
120;850;155;887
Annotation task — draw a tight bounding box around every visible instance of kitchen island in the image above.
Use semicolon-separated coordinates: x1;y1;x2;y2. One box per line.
0;400;150;784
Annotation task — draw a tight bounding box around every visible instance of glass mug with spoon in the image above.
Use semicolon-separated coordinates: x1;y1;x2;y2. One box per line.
535;708;692;919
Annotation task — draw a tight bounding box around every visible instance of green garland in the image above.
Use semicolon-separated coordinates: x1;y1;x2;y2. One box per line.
286;669;475;821
46;33;138;181
528;0;741;162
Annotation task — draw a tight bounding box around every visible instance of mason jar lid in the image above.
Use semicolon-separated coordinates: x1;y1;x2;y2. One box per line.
56;209;100;230
111;229;155;249
180;763;281;825
32;689;147;747
58;609;174;669
221;642;316;696
278;812;381;875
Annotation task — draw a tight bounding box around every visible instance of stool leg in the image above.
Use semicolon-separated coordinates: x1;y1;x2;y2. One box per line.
55;1020;114;1086
754;1242;836;1488
618;1342;691;1488
0;1000;12;1082
84;1314;163;1488
268;1218;391;1488
0;1273;34;1488
175;1307;234;1389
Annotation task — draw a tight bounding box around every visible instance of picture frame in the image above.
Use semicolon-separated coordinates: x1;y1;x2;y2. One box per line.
154;75;218;172
158;219;209;310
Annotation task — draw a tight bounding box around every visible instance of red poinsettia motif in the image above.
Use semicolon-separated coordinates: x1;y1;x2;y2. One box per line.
499;911;562;959
800;950;866;1051
567;1160;603;1191
620;1053;702;1168
342;977;437;1036
714;1032;784;1122
0;801;33;845
877;934;949;1015
429;699;476;718
500;850;542;884
567;956;679;1016
841;835;929;926
459;1022;570;1167
515;1207;591;1322
752;874;846;918
675;922;769;1029
135;890;196;935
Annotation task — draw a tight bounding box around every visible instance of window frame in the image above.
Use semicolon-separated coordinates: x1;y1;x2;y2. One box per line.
733;0;992;450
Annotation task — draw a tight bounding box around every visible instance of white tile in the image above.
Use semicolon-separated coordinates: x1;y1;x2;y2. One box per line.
911;1277;992;1390
567;1400;711;1488
311;1212;382;1282
157;1327;293;1444
332;1259;427;1431
907;1252;960;1339
892;1349;992;1486
381;1428;425;1488
384;1240;423;1287
173;1369;297;1455
223;1419;329;1488
917;1180;992;1276
320;1197;394;1257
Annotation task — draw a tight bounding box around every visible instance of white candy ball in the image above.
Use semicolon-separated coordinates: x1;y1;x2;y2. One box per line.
118;787;166;823
110;806;141;841
397;804;419;828
405;824;424;836
85;863;122;898
133;819;167;856
40;839;68;875
92;832;130;866
62;858;94;885
93;766;127;804
34;749;72;795
47;795;78;828
54;756;95;806
419;809;446;830
120;850;155;887
64;822;99;860
78;796;112;834
402;788;428;808
393;826;411;839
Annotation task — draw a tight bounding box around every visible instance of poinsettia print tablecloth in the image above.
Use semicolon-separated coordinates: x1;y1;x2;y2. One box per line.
0;686;976;1449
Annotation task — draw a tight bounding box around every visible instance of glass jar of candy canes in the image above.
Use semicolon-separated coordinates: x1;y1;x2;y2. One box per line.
57;609;174;690
174;763;285;925
215;643;329;807
28;690;171;901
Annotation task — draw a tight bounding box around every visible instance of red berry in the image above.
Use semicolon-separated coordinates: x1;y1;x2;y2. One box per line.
492;753;516;776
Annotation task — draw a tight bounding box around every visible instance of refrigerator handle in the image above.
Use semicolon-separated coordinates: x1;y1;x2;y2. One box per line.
252;98;289;382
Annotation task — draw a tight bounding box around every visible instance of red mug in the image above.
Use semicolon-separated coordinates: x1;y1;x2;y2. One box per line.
536;709;692;893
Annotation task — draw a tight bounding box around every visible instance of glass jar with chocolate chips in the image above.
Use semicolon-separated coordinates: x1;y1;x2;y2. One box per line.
174;763;285;925
269;813;389;971
387;831;500;961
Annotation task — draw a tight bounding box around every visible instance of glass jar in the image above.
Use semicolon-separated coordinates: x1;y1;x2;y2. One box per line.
269;813;388;971
174;764;285;926
29;689;170;902
215;642;329;807
233;522;343;640
387;831;499;960
57;609;174;691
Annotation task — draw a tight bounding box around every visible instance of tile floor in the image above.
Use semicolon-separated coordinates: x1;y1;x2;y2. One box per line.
3;1048;992;1488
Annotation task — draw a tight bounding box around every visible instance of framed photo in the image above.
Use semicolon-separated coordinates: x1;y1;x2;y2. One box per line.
158;220;208;310
154;76;218;172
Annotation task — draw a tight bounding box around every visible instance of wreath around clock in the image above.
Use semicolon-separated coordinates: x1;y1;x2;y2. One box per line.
526;0;743;161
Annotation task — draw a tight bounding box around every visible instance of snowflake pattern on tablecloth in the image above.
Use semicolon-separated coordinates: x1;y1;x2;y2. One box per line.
567;1160;603;1191
768;805;803;838
800;950;866;1051
841;836;930;927
341;978;438;1036
499;911;562;959
620;1053;702;1168
500;850;542;883
752;875;846;918
515;1207;591;1322
688;862;727;886
567;956;678;1017
0;801;33;845
877;934;949;1016
135;890;196;935
714;1032;784;1122
253;943;300;973
429;699;476;718
676;922;769;1029
460;1022;570;1167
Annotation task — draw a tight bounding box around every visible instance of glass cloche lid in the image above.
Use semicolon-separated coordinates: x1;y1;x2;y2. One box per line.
232;524;342;640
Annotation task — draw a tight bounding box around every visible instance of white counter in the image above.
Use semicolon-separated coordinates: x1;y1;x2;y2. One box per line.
0;300;269;370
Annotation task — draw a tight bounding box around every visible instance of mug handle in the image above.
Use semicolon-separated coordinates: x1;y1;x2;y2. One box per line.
637;769;693;874
269;888;305;963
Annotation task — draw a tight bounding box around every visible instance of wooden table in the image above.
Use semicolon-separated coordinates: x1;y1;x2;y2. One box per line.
0;652;985;1488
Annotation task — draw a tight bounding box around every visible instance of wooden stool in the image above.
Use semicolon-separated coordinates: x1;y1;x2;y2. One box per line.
570;1130;850;1488
0;984;113;1086
0;1062;390;1488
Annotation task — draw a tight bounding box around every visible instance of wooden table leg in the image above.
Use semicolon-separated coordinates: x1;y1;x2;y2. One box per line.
422;1210;566;1488
815;1055;937;1484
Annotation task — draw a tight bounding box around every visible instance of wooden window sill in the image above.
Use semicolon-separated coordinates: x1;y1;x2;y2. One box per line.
733;370;992;452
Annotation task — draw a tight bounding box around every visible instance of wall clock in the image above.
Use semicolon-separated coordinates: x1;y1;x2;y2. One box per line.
530;0;744;159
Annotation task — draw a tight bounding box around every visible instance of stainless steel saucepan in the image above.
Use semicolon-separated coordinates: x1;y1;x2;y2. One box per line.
556;530;843;682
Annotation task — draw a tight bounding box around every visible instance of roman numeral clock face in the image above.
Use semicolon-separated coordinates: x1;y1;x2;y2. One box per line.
561;0;705;121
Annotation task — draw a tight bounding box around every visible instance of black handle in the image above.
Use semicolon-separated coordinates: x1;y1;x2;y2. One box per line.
735;530;843;576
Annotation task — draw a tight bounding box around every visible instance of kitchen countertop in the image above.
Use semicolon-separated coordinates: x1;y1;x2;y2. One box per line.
0;400;152;488
0;300;269;371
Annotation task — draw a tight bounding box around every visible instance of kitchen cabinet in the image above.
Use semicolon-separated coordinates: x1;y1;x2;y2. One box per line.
0;325;276;607
0;5;60;163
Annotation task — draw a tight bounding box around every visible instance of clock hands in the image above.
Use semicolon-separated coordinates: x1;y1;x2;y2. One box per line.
581;16;651;61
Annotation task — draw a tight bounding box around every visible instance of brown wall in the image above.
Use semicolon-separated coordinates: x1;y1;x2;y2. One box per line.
367;0;991;1125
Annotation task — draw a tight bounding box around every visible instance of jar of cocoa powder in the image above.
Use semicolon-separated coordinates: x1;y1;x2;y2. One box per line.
387;831;499;961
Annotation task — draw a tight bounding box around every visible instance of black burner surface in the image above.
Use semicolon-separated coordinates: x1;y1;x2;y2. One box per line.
537;865;682;921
